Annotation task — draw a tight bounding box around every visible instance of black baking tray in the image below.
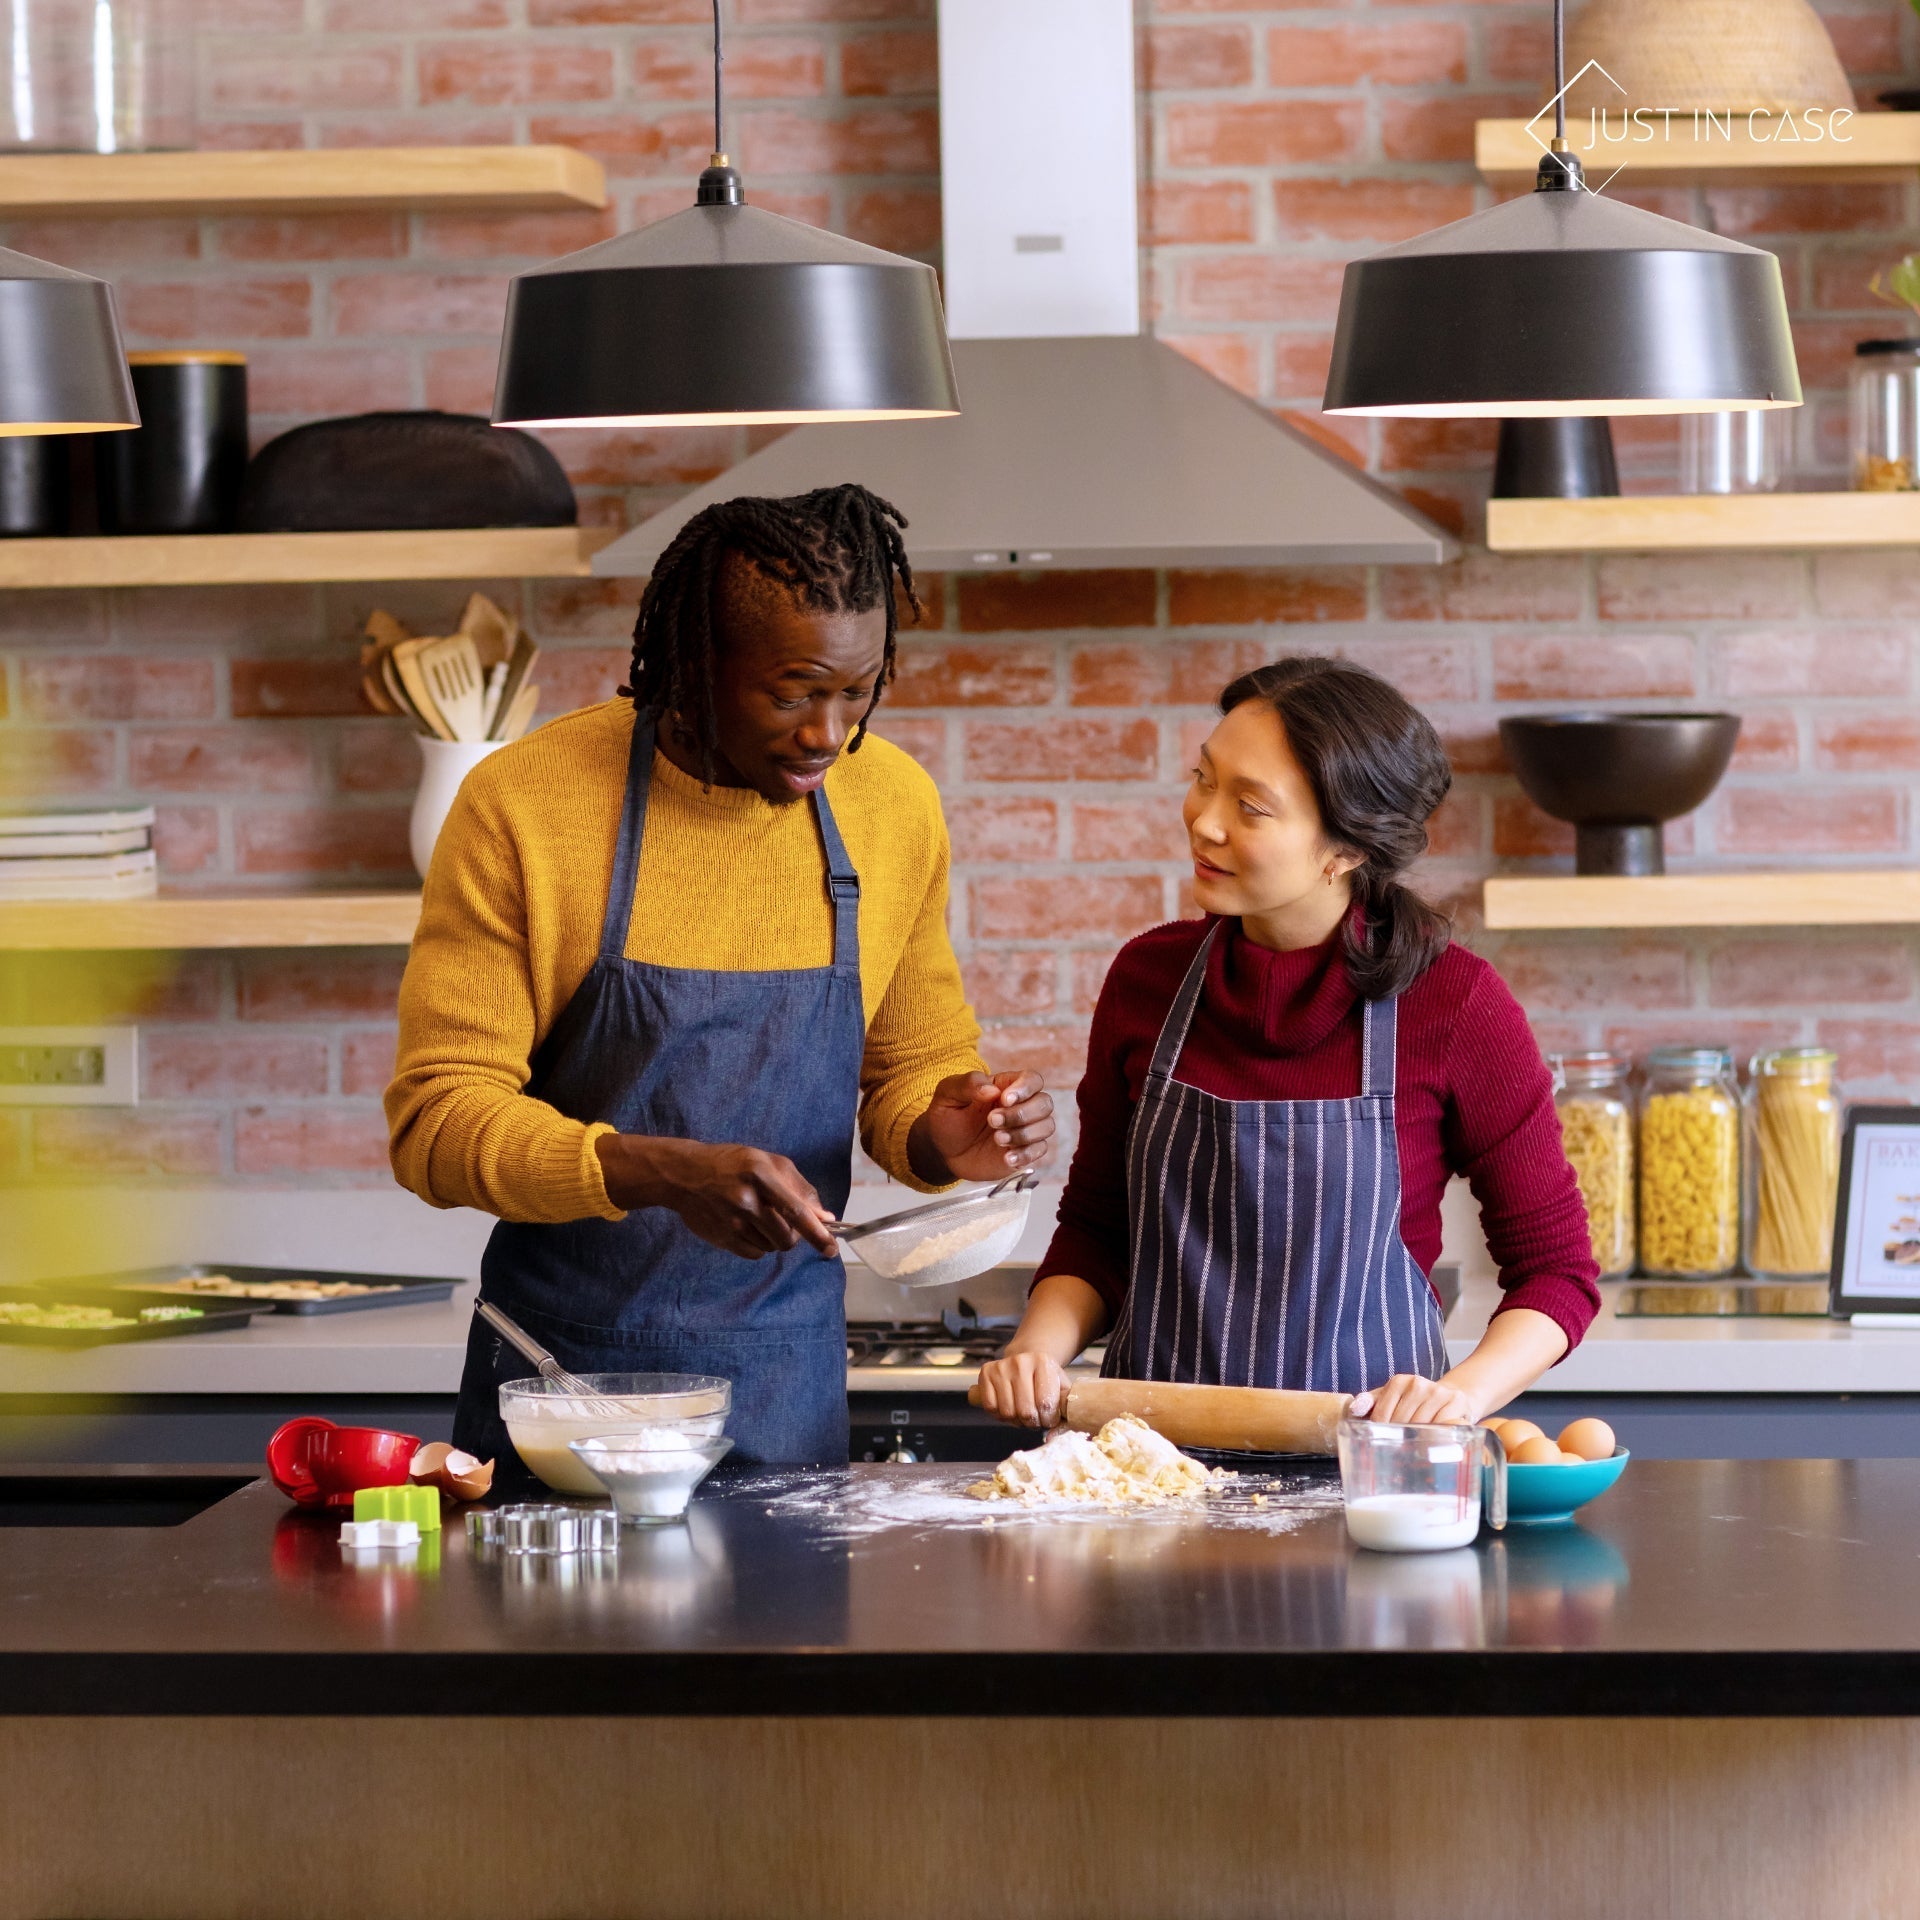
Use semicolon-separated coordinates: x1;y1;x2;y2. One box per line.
47;1264;460;1317
0;1284;259;1348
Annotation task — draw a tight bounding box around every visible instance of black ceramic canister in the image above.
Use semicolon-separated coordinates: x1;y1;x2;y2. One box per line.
0;436;70;536
97;350;248;534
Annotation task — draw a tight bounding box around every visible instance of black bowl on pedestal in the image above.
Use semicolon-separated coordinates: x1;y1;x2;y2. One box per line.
1498;712;1743;876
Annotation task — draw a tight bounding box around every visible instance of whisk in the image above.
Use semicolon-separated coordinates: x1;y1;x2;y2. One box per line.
476;1300;632;1421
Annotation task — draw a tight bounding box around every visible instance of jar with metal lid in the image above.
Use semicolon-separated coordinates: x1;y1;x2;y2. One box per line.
1852;339;1920;491
1551;1051;1635;1279
0;0;195;153
1637;1047;1741;1278
1743;1047;1842;1281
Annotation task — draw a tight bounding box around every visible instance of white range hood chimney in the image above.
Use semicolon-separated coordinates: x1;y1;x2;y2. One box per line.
593;0;1454;575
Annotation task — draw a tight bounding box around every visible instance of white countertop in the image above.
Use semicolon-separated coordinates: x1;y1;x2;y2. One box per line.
5;1282;1920;1398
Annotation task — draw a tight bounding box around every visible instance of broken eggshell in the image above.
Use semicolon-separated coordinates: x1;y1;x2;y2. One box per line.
409;1442;495;1503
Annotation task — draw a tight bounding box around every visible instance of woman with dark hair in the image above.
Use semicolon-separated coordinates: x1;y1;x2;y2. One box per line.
975;655;1598;1429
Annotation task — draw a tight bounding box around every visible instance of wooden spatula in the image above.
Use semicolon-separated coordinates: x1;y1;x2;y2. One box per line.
417;633;488;741
968;1376;1351;1456
455;591;517;671
390;638;454;741
497;682;540;742
486;630;540;741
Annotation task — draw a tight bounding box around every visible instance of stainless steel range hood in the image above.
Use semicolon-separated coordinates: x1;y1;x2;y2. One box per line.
594;335;1453;571
592;0;1453;579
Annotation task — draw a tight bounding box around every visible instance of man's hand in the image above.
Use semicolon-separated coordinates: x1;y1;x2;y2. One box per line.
908;1069;1056;1186
595;1135;837;1259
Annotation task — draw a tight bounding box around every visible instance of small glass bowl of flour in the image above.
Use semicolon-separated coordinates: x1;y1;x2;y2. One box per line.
570;1430;735;1525
834;1174;1035;1288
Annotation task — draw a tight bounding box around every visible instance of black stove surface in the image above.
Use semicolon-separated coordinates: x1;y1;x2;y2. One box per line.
846;1304;1016;1368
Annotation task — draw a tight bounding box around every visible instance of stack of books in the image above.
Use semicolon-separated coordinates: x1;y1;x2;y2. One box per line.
0;806;158;901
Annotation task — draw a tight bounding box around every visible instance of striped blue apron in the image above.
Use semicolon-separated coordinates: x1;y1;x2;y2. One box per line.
1103;921;1447;1395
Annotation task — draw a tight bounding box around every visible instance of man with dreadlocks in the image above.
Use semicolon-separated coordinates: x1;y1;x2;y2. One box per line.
387;485;1056;1468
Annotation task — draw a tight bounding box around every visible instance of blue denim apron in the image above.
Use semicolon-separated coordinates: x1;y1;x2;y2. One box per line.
1104;921;1447;1394
453;713;862;1468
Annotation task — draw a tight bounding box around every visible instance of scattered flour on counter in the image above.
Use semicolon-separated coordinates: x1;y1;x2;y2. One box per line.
728;1456;1342;1543
968;1416;1225;1508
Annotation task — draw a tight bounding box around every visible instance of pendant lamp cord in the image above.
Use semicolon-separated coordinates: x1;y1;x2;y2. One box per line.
712;0;726;159
1553;0;1566;142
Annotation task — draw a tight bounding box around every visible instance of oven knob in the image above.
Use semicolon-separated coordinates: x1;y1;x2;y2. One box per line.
886;1431;919;1464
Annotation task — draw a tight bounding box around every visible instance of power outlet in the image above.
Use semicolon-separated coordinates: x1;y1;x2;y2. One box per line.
0;1027;138;1105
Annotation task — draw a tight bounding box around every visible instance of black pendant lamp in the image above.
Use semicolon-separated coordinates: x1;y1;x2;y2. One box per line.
1322;0;1801;418
0;248;138;435
492;4;957;429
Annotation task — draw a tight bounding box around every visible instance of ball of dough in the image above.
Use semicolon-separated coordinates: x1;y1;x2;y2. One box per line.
1511;1436;1572;1465
1557;1417;1616;1462
1498;1420;1544;1450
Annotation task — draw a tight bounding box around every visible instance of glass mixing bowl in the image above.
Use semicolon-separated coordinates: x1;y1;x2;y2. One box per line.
498;1373;729;1495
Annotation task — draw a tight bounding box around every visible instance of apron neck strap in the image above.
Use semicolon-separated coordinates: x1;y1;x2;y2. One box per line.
600;710;863;970
1360;993;1398;1098
1146;921;1219;1081
812;778;861;973
599;708;657;962
1148;921;1400;1097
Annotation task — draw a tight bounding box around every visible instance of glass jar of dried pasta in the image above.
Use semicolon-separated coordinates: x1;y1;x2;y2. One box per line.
1638;1047;1741;1279
1852;340;1920;492
1743;1047;1842;1282
1551;1050;1635;1280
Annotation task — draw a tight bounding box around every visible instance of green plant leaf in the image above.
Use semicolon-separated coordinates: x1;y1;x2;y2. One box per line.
1870;253;1920;320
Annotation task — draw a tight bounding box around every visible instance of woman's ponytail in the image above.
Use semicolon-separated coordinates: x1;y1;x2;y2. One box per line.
1218;657;1453;999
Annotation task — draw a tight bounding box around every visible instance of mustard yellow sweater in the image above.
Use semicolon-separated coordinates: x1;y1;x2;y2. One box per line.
386;700;984;1223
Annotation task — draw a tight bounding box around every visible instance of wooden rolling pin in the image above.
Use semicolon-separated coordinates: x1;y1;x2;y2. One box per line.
967;1376;1352;1456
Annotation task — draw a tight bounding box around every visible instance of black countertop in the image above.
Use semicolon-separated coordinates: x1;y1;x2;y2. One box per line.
5;1458;1917;1718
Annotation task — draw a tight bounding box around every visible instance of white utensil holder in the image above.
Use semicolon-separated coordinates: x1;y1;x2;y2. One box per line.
411;737;503;879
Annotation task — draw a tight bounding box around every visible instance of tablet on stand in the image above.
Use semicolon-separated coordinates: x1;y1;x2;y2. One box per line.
1830;1105;1920;1326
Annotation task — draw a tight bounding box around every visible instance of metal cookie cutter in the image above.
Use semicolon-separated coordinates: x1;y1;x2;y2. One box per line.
467;1503;620;1556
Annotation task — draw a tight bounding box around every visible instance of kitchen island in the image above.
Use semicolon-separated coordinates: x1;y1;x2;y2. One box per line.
4;1457;1920;1918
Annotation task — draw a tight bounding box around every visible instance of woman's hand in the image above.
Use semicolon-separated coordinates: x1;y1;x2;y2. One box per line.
595;1135;837;1259
973;1351;1069;1428
909;1069;1056;1185
1349;1373;1477;1427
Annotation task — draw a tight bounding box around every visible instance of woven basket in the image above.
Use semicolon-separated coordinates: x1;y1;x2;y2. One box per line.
1565;0;1854;114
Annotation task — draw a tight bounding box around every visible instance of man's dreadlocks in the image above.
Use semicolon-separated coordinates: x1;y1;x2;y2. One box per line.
621;483;919;785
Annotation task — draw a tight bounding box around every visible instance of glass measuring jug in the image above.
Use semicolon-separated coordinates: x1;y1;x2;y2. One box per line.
1337;1417;1507;1553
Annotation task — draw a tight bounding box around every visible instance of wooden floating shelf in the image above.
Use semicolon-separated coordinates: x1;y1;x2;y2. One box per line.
1484;872;1920;931
0;891;422;950
1476;113;1920;186
0;526;614;589
1485;493;1920;553
0;145;606;216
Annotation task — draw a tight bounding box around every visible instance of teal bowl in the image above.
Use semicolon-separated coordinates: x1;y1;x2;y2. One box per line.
1502;1448;1629;1526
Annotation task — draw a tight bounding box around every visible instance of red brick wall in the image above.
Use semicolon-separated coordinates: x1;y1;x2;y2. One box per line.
4;0;1920;1185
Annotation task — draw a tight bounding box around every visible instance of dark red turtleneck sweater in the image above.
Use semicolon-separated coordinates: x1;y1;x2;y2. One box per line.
1036;916;1600;1357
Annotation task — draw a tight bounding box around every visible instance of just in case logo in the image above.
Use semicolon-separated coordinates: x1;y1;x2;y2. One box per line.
1529;60;1854;195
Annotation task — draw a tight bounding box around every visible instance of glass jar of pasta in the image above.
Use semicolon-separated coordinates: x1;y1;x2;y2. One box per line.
1743;1047;1842;1281
1551;1051;1635;1279
1638;1047;1741;1278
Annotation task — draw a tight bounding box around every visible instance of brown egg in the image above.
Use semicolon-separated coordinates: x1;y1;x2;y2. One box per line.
1557;1417;1617;1462
1498;1420;1544;1450
1511;1436;1572;1466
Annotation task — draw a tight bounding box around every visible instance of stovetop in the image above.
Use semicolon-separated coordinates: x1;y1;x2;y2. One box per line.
847;1307;1013;1370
